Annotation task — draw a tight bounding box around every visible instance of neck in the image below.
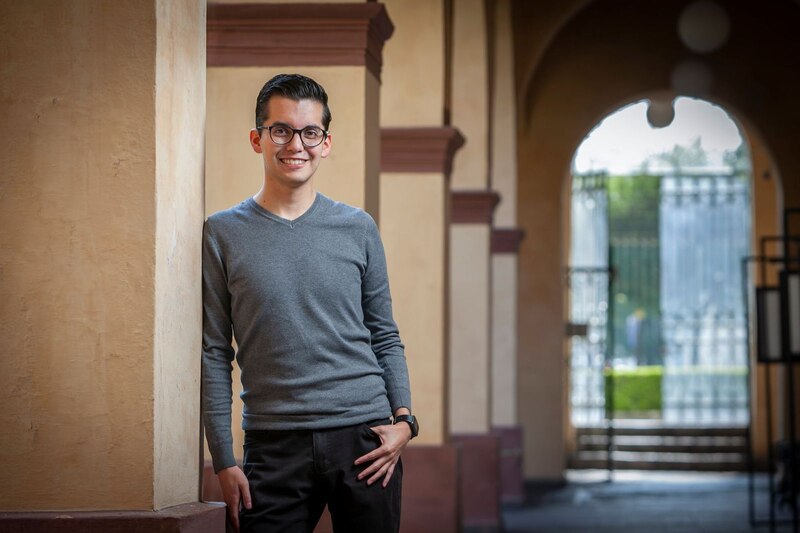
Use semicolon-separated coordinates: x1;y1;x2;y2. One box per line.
253;179;316;221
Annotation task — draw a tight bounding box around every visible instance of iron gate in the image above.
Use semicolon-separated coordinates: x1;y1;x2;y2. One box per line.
569;172;751;427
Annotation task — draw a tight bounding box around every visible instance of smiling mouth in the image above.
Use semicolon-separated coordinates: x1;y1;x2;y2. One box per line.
279;158;307;165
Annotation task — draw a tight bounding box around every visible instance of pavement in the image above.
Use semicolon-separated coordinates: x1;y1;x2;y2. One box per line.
502;470;797;533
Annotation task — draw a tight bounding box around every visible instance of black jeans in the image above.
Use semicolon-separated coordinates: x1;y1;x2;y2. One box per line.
240;419;402;533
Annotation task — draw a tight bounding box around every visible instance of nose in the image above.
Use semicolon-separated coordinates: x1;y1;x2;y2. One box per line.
285;131;305;152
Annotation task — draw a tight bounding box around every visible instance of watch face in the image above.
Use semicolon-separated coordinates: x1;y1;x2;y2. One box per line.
394;415;417;437
398;415;419;438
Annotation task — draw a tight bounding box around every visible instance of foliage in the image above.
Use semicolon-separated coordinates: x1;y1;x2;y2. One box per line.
605;366;663;413
606;174;661;236
603;366;748;414
723;142;752;178
607;174;662;364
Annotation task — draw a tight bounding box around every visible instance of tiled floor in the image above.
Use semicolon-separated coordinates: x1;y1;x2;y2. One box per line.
503;470;797;533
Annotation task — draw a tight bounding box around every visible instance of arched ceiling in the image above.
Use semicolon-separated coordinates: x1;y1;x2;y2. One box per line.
512;0;800;205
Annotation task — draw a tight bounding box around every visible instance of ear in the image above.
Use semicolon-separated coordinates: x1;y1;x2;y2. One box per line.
320;133;332;158
249;128;263;154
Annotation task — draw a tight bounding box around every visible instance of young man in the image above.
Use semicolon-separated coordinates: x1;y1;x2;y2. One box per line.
202;74;418;533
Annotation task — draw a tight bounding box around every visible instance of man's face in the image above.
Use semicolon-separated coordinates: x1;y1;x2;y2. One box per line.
249;96;332;189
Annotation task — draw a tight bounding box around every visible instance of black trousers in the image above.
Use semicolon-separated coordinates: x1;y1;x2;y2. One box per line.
240;419;402;533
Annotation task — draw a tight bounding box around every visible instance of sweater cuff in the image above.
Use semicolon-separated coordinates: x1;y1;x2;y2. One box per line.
210;446;237;474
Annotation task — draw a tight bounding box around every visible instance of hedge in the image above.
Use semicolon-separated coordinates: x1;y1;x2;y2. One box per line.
604;366;662;413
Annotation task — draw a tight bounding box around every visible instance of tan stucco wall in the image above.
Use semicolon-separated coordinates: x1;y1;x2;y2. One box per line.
0;1;206;510
381;173;448;444
450;225;492;433
380;0;445;126
153;0;205;509
205;65;381;461
450;0;488;190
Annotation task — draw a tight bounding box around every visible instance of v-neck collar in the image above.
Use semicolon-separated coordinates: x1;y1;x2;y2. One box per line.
247;192;322;228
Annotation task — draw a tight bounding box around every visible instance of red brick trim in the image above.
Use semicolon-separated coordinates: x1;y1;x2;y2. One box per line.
492;425;525;504
451;433;501;529
451;190;501;224
380;127;466;176
207;3;394;80
491;228;525;254
0;503;225;533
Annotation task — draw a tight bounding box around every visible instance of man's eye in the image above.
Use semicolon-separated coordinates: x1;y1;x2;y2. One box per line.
302;129;321;139
272;127;290;136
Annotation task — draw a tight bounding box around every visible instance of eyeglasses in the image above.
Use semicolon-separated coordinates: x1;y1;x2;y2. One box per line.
256;124;329;147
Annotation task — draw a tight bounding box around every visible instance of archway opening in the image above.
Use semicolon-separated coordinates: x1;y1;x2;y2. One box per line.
567;96;752;470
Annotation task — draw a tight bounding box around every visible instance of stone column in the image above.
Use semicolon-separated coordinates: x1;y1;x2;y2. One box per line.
448;0;503;529
489;0;526;506
381;128;463;533
450;191;501;529
0;1;218;530
203;2;393;497
379;1;462;530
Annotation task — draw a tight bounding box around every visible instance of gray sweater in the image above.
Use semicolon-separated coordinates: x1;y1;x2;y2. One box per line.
202;192;411;472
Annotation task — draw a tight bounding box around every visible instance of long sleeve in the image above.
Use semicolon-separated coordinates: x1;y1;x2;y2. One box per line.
361;215;412;412
201;221;237;473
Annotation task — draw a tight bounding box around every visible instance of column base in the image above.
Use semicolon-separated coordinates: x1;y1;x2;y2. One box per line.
492;425;525;504
451;433;502;531
0;502;226;533
399;443;460;533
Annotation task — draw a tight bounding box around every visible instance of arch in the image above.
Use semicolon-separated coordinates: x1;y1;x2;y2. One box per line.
512;0;799;478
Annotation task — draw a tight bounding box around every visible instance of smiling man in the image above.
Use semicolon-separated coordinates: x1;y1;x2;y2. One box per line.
201;74;417;533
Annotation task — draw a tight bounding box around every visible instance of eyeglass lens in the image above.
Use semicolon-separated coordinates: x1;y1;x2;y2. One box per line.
269;125;325;147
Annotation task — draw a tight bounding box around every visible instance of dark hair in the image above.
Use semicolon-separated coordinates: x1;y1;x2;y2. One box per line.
255;73;332;130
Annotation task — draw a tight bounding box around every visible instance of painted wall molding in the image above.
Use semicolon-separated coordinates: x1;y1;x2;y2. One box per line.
451;190;501;224
381;127;466;176
207;3;394;80
491;228;525;254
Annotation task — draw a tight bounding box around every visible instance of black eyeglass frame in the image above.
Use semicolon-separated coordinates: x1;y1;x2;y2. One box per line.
256;124;329;147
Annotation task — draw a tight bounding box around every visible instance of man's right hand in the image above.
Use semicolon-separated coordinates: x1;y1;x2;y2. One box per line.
217;465;252;532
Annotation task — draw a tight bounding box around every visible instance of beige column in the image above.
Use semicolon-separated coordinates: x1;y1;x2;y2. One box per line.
380;129;463;446
488;0;526;503
204;1;392;469
449;0;494;435
490;0;520;429
447;2;505;526
450;194;499;433
0;0;213;526
380;0;449;445
378;2;462;530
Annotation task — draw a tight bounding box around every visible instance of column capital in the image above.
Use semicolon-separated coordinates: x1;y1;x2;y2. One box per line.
207;3;394;80
381;127;466;176
451;190;501;224
491;228;525;254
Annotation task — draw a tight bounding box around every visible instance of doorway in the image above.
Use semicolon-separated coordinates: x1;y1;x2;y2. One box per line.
567;97;751;470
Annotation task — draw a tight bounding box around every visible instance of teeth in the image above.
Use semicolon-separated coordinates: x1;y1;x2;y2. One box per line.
281;159;306;165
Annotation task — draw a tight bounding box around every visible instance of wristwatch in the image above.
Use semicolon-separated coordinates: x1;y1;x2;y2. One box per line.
393;414;419;439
